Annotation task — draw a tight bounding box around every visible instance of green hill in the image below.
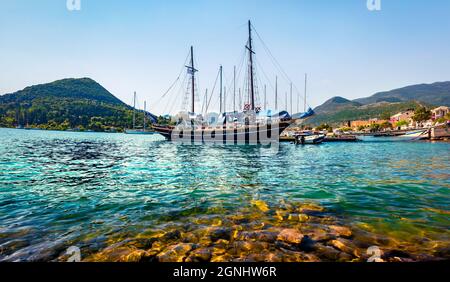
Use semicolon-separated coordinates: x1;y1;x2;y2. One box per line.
314;96;362;114
307;81;449;126
0;78;151;131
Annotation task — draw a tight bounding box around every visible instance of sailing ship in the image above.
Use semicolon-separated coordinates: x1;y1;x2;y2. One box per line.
151;20;314;144
125;92;156;135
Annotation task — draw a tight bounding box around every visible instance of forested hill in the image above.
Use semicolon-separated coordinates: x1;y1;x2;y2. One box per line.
0;78;156;131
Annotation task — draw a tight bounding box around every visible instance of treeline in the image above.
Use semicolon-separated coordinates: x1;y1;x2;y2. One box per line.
0;97;156;132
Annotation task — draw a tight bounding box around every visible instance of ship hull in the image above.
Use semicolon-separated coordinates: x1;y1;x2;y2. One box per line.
151;120;294;144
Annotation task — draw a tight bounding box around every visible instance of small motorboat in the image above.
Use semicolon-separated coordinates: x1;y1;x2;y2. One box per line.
359;129;429;142
294;134;326;145
396;129;429;141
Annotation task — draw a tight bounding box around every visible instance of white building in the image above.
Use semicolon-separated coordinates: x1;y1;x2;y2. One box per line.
431;106;449;121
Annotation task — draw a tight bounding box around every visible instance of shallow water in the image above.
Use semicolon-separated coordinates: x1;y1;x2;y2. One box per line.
0;128;448;261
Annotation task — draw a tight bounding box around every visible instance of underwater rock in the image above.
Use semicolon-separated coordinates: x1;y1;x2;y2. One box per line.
0;239;29;256
185;247;212;262
329;225;352;238
123;238;156;250
241;252;270;262
298;203;325;213
304;227;336;242
284;213;310;222
229;241;270;255
123;249;151;262
181;233;199;244
264;252;283;262
211;253;233;262
84;246;138;262
280;249;320;262
277;229;304;244
275;210;287;221
211;246;227;256
238;230;278;243
162;229;182;241
156;243;195;262
207;227;232;242
313;243;344;261
328;238;360;257
251;200;270;212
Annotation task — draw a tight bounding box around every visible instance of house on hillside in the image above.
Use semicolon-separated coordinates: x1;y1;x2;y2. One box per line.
389;110;415;124
431;106;449;121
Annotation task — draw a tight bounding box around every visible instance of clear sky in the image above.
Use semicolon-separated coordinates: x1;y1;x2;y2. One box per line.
1;0;449;115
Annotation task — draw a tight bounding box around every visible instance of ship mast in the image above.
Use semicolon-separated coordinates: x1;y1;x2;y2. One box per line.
189;46;196;113
233;66;236;112
132;91;136;129
219;65;223;113
143;100;146;131
304;73;307;112
275;76;278;109
247;20;255;111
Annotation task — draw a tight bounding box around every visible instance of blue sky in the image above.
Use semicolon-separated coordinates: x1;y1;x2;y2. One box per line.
1;0;449;115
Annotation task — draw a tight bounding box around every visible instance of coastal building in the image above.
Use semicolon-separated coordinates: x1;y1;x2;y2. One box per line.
390;110;415;124
431;106;449;121
350;119;388;129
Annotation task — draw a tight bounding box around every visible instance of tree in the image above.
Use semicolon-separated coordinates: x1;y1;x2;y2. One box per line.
380;112;391;120
380;121;392;130
395;120;409;128
369;123;381;132
340;127;353;132
316;123;333;132
412;107;431;122
357;125;366;131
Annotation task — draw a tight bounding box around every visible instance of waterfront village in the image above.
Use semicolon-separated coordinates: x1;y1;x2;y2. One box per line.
284;105;450;141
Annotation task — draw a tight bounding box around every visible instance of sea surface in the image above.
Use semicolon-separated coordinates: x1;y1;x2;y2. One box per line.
0;128;449;261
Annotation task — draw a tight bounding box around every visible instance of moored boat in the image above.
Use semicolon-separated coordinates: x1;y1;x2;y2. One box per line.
396;129;429;140
359;129;429;142
294;134;326;145
151;21;314;144
125;92;156;135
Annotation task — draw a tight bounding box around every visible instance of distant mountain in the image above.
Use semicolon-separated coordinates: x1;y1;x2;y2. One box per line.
0;78;156;131
308;101;425;126
307;81;450;126
354;81;450;106
314;96;362;114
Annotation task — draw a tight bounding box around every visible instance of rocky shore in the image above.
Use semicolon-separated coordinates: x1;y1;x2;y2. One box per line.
60;201;449;262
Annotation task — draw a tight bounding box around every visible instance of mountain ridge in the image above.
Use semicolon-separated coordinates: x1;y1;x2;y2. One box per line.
308;81;449;126
353;81;450;106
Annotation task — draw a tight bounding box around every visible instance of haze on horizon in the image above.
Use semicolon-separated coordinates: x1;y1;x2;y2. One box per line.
1;0;449;115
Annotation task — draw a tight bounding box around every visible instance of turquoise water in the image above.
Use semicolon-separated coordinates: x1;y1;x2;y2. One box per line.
0;128;449;261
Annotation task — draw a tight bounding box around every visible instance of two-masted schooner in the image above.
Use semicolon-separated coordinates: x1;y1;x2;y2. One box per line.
151;20;314;144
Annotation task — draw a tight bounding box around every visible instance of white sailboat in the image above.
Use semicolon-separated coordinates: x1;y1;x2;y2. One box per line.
125;92;156;135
